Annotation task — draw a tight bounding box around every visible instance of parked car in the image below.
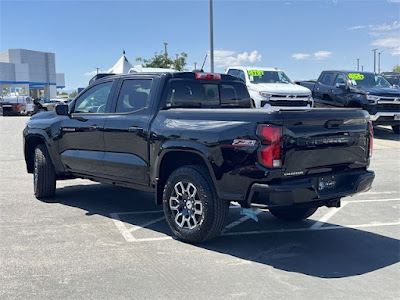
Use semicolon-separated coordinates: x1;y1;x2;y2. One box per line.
226;66;313;109
382;72;400;87
296;70;400;133
24;71;374;243
0;96;34;116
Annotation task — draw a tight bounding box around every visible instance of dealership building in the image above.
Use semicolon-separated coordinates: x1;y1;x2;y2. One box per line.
0;49;65;99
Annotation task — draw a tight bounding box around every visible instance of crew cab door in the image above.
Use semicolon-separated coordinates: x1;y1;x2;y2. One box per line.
102;77;154;185
331;73;348;107
314;72;335;105
58;80;116;175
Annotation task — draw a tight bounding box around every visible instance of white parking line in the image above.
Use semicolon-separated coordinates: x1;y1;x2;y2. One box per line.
222;221;400;237
310;203;349;230
110;198;400;242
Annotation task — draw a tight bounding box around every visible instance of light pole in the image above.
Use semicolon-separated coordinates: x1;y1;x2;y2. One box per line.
378;48;394;74
362;66;364;71
194;62;197;69
357;58;360;71
164;42;168;56
95;67;100;74
372;49;378;73
209;0;214;72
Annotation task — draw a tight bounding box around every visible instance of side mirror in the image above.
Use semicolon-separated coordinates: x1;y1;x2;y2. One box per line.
335;83;347;90
55;104;69;116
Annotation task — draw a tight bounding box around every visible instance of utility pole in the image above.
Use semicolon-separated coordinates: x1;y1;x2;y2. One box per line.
95;67;100;74
209;0;214;72
194;62;197;69
372;49;378;73
357;58;360;71
164;42;168;56
362;66;364;71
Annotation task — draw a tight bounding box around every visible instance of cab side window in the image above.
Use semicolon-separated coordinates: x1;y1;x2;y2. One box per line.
227;69;239;77
74;81;113;113
320;72;334;86
237;70;246;82
115;79;152;113
334;74;347;85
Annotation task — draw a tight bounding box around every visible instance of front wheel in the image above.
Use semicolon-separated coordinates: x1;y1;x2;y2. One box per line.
269;207;317;221
34;144;56;199
392;125;400;134
162;166;229;243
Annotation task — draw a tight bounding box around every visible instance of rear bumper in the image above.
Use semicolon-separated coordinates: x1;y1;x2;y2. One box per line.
247;169;375;208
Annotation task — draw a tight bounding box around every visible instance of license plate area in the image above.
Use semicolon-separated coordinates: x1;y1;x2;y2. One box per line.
318;175;338;194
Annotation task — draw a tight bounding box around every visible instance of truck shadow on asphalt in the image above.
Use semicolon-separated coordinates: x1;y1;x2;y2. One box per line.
48;182;399;279
373;126;400;141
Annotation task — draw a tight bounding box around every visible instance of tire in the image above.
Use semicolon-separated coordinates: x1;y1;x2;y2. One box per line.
162;165;229;243
392;125;400;134
269;206;317;221
33;144;56;199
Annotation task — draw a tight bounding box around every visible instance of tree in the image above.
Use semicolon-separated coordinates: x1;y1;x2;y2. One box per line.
393;65;400;72
69;90;78;98
136;51;187;71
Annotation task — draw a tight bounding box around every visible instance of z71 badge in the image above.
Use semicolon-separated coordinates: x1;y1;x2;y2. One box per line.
232;139;256;146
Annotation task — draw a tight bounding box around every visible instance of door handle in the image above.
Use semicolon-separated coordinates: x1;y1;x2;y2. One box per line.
128;126;143;132
89;125;101;131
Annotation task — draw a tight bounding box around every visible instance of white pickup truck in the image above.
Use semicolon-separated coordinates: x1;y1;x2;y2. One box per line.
226;67;313;109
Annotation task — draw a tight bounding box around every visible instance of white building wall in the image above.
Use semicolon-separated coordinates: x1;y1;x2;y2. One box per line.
0;49;64;99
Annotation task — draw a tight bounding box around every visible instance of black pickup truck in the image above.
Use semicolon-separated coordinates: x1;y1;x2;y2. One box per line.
23;71;374;243
296;70;400;133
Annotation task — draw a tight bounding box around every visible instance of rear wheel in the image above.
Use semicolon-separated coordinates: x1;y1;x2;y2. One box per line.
34;144;56;199
269;207;317;221
162;165;229;243
392;125;400;134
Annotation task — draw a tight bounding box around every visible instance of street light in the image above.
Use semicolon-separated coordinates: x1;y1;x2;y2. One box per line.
378;48;395;74
372;49;378;73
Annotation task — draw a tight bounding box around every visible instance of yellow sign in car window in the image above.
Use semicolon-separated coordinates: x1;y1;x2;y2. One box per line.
348;73;364;80
248;70;264;77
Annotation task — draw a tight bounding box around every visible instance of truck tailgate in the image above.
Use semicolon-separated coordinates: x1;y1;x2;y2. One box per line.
280;109;370;177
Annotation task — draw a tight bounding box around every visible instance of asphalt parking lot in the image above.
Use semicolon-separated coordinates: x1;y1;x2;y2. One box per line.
1;116;399;299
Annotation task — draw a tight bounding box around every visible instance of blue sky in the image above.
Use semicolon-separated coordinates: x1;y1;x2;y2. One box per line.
1;0;399;90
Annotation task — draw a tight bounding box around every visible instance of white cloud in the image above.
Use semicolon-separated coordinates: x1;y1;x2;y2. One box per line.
369;21;400;55
348;25;368;31
314;51;332;60
292;53;310;60
83;70;97;77
213;49;261;68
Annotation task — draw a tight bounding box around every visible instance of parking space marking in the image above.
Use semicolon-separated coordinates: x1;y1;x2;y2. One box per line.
222;221;400;237
310;203;349;230
345;198;400;203
128;216;165;233
224;210;264;231
110;198;400;243
364;191;398;195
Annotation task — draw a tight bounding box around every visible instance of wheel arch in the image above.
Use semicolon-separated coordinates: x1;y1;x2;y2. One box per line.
154;148;218;205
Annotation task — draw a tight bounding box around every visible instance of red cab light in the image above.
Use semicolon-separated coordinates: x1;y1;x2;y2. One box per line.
368;121;373;157
195;72;221;80
257;125;282;168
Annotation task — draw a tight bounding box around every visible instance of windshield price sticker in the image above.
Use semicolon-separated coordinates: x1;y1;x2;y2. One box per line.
248;70;264;77
348;73;364;80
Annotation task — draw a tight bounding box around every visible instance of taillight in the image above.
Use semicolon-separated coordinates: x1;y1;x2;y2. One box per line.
368;121;373;157
257;125;282;168
16;104;20;110
195;72;221;80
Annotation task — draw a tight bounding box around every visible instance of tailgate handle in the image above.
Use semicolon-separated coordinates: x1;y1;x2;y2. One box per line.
325;120;343;129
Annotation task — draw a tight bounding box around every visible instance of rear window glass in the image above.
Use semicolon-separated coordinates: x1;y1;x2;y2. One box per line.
165;79;251;108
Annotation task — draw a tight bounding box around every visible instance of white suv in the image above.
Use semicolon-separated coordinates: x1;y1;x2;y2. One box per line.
226;67;313;109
